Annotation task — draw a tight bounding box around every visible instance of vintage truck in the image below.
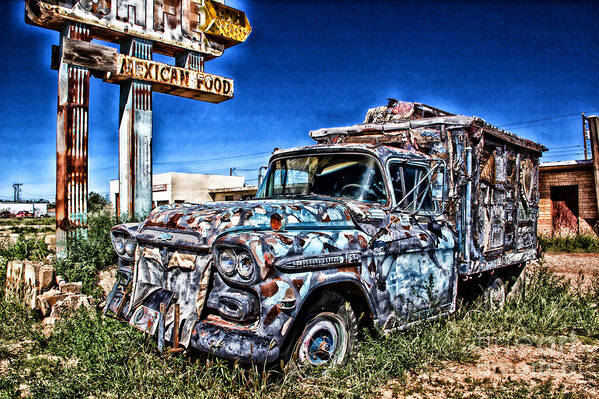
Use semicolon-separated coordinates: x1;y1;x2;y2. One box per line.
104;100;545;366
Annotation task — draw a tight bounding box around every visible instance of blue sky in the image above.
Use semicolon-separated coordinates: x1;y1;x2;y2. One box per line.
0;0;597;201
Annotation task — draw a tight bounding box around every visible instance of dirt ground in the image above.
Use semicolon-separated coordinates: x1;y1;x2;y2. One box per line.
381;341;598;399
543;252;599;290
380;253;599;399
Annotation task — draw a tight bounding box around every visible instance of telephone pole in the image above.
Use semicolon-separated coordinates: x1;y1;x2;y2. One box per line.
12;183;22;202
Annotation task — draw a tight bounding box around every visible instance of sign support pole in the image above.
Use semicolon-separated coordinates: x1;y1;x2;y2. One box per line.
118;38;153;219
56;23;90;258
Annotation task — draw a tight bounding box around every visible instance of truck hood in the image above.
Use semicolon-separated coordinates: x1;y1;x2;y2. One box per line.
139;198;364;246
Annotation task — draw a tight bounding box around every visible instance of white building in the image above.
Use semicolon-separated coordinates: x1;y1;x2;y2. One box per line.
109;172;256;213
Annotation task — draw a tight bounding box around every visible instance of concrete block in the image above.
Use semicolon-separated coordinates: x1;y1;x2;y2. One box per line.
37;289;67;317
59;282;82;294
23;261;41;310
38;266;55;291
50;294;93;318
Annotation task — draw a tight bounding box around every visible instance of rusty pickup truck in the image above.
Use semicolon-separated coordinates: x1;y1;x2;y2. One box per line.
104;100;545;366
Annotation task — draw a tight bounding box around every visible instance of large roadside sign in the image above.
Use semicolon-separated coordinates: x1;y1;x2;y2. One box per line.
26;0;251;57
24;0;251;256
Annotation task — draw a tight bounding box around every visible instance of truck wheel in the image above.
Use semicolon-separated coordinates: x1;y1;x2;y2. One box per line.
290;292;358;367
485;276;506;309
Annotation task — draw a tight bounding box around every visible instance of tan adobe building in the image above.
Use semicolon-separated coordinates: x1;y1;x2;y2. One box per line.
538;115;599;236
110;172;255;214
209;186;258;201
538;160;598;236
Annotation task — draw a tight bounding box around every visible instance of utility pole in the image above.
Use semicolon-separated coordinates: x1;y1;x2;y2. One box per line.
12;183;22;202
583;114;589;160
586;115;599;214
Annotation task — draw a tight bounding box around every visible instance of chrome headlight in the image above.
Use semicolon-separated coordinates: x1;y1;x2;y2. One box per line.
125;237;136;257
219;248;237;276
236;251;254;280
114;235;125;255
110;223;139;261
215;247;256;282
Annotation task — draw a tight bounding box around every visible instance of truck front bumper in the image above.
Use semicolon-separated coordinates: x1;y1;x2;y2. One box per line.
189;318;280;364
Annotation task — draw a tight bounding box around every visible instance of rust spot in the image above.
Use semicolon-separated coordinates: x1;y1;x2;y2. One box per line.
358;235;368;249
165;212;184;228
404;232;411;238
264;305;281;326
419;233;428;241
402;224;412;231
337;266;358;275
322;214;331;222
292;278;304;291
260;280;279;298
276;234;293;245
283;287;294;300
345;233;355;243
264;252;275;266
368;259;376;275
261;266;274;280
344;209;351;220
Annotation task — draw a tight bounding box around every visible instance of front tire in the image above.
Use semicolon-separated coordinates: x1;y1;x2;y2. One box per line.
290;292;358;367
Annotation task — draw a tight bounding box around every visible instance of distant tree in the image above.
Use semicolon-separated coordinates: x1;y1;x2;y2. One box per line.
88;192;109;214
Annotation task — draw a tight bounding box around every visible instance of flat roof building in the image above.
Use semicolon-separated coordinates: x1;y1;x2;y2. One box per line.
538;115;599;236
538;160;598;236
110;172;257;214
209;186;258;202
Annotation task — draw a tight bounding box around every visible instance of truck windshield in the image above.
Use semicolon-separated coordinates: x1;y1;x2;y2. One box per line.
257;154;388;204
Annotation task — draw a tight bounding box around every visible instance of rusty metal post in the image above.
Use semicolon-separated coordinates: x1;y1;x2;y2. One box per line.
583;114;588;160
118;38;153;219
56;23;90;258
587;116;599;214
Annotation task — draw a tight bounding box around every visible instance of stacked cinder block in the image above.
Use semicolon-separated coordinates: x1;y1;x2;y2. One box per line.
4;260;94;324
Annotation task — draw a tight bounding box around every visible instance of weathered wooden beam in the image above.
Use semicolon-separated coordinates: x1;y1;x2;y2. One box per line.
60;37;118;72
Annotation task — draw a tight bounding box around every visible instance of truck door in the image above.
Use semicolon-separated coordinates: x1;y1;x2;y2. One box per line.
379;160;456;323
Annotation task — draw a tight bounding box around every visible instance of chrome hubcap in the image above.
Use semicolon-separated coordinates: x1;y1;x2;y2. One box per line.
489;280;506;308
298;316;347;366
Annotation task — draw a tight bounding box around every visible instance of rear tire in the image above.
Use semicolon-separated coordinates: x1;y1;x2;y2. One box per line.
484;276;506;309
288;292;358;367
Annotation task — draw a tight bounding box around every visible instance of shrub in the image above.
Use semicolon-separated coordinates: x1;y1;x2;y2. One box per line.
53;212;121;297
539;234;599;253
0;236;49;300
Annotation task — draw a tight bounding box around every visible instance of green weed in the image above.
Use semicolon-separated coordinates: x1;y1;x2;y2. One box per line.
539;234;599;253
0;265;596;399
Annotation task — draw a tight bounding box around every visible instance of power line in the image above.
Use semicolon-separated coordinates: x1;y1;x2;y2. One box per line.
498;112;593;128
154;151;271;166
507;117;581;131
546;145;583;150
